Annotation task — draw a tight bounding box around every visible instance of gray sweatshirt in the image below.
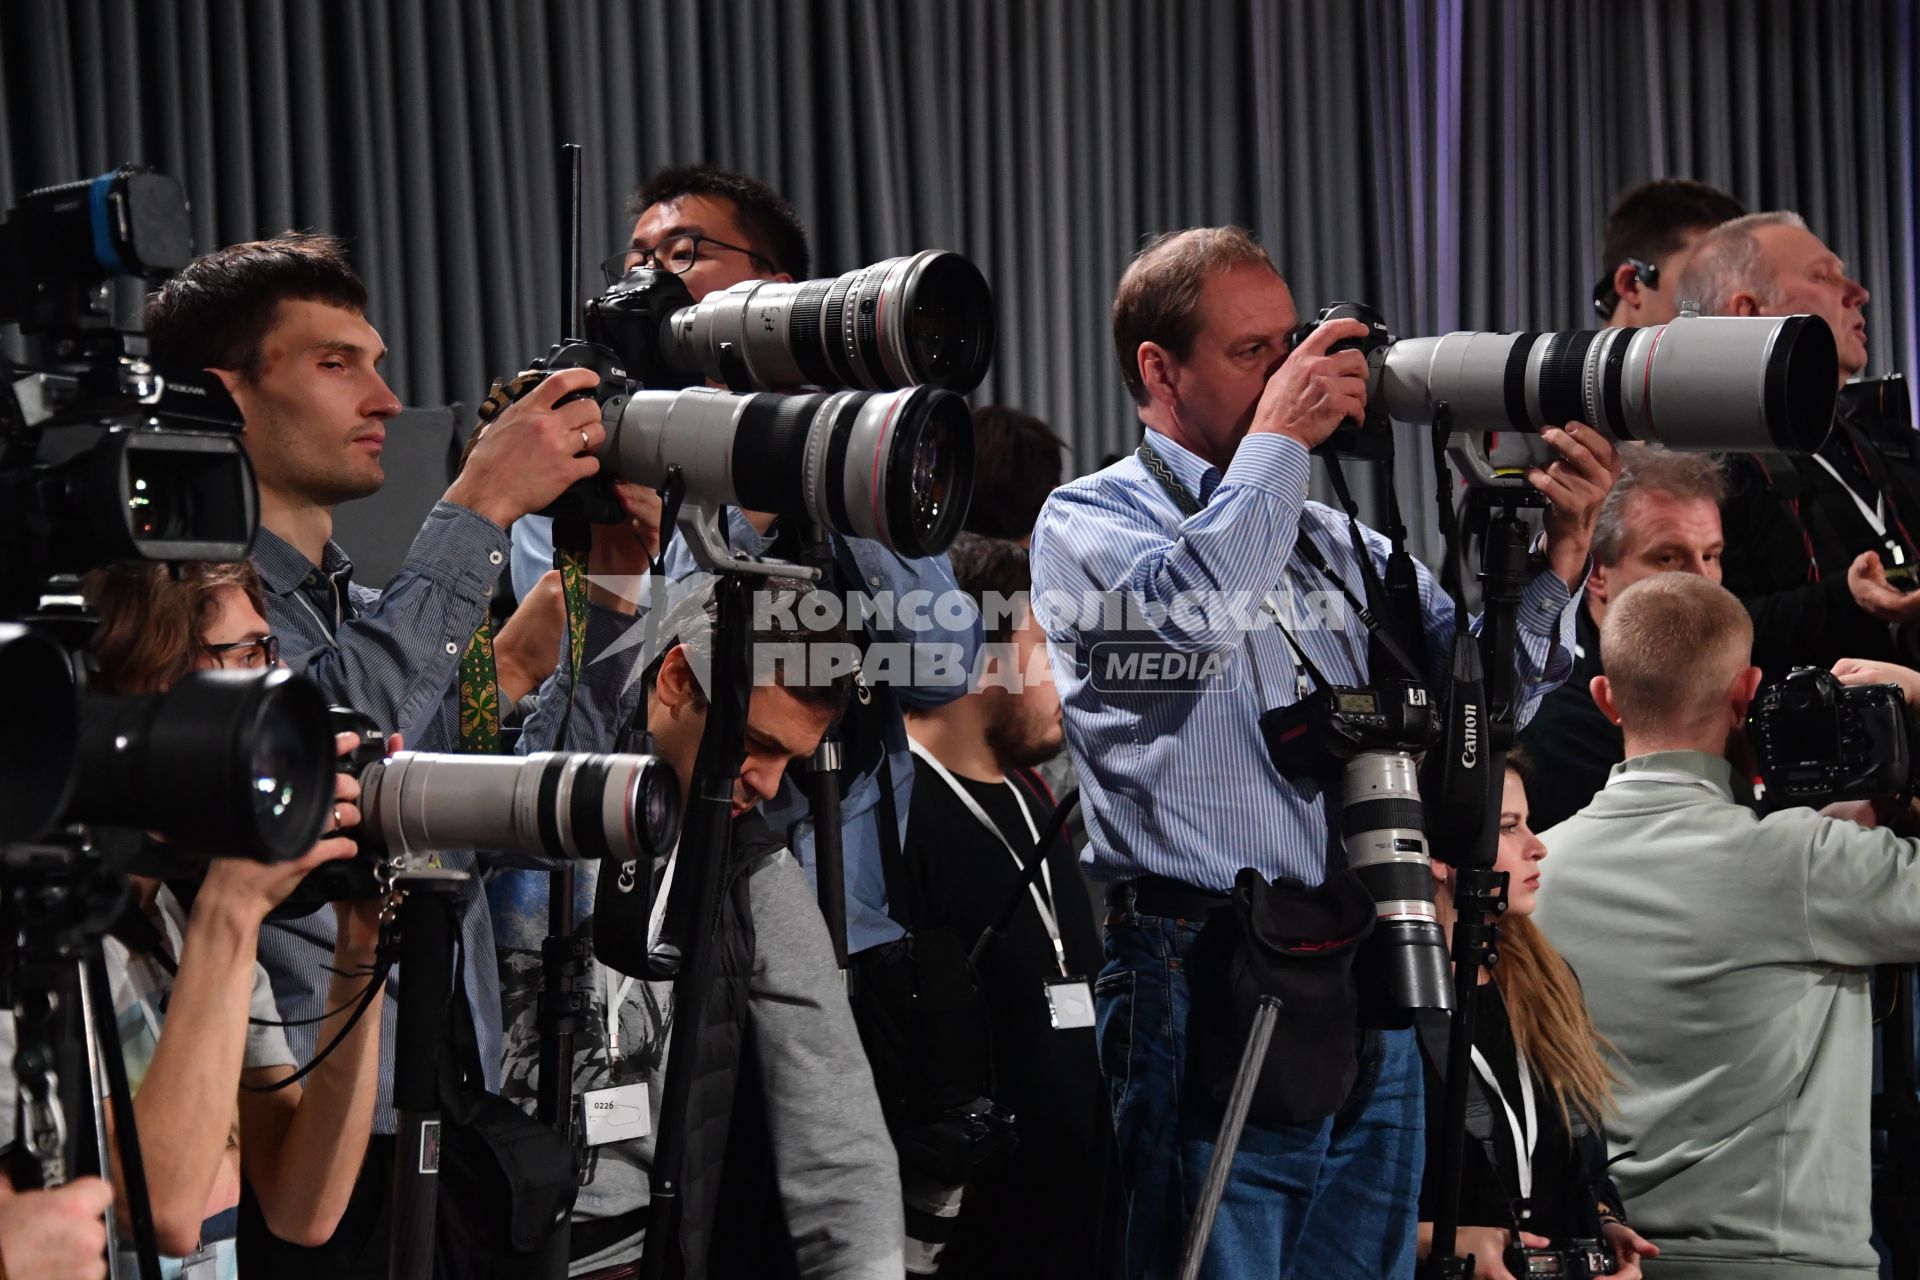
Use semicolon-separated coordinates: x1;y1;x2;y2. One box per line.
1534;750;1920;1279
498;848;903;1277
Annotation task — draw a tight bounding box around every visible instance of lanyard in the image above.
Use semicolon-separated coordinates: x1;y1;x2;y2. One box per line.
1811;453;1903;562
1602;768;1726;796
1470;1042;1539;1209
907;739;1068;978
605;965;636;1064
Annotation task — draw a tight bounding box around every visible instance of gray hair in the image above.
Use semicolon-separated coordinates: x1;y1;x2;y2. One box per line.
1672;210;1809;317
1590;446;1726;565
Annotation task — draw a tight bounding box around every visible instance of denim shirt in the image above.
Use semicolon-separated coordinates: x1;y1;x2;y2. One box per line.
252;503;649;1125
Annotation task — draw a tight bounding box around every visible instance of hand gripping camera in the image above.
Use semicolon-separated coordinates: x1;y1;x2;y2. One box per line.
1748;666;1912;807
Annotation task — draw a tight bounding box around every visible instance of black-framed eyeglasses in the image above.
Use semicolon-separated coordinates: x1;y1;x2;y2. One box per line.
205;634;280;670
600;232;775;285
1590;256;1662;320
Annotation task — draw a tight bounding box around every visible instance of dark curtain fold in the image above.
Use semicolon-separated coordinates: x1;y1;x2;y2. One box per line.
2;0;1914;568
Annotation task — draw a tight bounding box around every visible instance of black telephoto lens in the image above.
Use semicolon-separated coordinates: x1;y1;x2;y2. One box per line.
0;625;80;841
65;668;335;861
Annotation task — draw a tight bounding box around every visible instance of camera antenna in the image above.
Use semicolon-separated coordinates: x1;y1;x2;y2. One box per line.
560;142;584;341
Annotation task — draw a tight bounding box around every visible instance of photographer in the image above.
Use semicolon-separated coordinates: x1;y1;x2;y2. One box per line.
145;235;651;1274
1533;572;1920;1277
1517;449;1726;832
898;533;1112;1278
1679;212;1920;674
1029;226;1616;1278
1591;179;1746;327
0;562;383;1272
1414;748;1656;1280
495;578;901;1280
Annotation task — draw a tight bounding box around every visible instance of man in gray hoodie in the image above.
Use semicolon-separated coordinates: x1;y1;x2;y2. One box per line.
498;578;902;1279
1534;571;1920;1278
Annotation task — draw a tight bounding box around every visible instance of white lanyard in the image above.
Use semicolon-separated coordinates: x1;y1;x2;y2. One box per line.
1469;1042;1539;1207
1602;768;1725;796
1812;454;1905;563
605;966;636;1063
906;739;1068;978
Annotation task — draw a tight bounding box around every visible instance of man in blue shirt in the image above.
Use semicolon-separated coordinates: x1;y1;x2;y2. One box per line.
1030;226;1617;1278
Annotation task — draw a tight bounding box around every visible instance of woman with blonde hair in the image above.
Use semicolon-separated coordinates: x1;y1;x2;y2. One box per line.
1416;748;1659;1280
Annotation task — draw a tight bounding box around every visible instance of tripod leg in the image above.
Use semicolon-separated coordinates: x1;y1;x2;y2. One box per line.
1175;995;1281;1280
81;951;162;1280
390;888;457;1280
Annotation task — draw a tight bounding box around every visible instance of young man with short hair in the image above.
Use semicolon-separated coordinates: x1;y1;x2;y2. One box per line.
1592;178;1746;326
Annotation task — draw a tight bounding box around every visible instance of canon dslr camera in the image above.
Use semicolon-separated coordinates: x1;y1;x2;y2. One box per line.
1748;667;1912;806
1505;1238;1618;1277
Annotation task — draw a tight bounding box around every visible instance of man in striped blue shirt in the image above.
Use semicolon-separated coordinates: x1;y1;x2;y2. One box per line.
1031;226;1617;1278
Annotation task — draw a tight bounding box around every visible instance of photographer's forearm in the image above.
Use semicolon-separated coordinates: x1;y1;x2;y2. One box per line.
237;936;383;1247
129;898;261;1254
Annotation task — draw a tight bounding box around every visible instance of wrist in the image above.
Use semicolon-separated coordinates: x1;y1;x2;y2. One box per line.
443;480;515;531
186;880;269;944
493;652;535;704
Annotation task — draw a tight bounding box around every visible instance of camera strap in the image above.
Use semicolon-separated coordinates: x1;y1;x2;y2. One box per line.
906;739;1067;978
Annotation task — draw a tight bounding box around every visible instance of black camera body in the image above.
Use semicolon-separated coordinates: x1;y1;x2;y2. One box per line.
269;707;391;918
1288;301;1396;461
1263;679;1434;778
1504;1239;1618;1278
1748;667;1912;806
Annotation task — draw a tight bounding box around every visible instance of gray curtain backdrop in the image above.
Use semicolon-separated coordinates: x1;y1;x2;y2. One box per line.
4;0;1915;567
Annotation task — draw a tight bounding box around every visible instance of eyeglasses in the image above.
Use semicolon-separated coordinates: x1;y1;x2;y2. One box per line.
205;634;281;670
600;232;774;285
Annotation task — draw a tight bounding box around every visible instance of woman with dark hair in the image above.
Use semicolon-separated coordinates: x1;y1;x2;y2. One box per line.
1416;748;1660;1280
25;563;387;1273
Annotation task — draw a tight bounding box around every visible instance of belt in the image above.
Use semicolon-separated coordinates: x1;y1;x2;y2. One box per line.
1109;874;1231;920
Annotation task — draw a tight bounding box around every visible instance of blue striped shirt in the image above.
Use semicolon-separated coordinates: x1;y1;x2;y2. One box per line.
1029;428;1578;893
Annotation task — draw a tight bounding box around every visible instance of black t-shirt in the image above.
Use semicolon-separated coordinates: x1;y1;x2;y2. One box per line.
1420;983;1578;1243
904;756;1113;1278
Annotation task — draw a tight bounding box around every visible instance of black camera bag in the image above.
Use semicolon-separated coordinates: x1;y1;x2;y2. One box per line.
1184;866;1376;1126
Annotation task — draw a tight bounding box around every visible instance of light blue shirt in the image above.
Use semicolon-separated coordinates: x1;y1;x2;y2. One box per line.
1029;427;1578;893
512;512;559;602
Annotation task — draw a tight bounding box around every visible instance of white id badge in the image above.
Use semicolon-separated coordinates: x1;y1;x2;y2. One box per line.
582;1082;652;1146
178;1242;221;1280
1044;977;1096;1030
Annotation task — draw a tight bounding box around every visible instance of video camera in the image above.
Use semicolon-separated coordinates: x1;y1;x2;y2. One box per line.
516;249;994;571
1748;666;1913;807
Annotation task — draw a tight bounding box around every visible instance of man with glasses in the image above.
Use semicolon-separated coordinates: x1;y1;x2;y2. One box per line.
510;164;810;599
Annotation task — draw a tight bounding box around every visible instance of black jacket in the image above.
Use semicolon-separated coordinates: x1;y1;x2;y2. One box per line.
1721;376;1920;674
1516;605;1618;833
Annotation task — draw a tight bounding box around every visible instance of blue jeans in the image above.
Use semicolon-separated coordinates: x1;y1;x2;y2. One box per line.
1096;895;1424;1279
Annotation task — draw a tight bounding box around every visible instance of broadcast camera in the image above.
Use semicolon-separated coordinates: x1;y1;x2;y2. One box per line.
1748;667;1913;807
516;249;994;570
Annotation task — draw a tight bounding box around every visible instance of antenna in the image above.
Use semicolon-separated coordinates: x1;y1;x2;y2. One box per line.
560;142;583;341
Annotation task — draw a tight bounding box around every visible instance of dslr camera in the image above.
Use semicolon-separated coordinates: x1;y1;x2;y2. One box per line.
1505;1238;1618;1278
1748;667;1912;807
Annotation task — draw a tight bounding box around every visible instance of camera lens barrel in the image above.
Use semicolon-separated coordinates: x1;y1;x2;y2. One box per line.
602;382;974;557
358;751;681;865
1340;751;1452;1013
660;250;996;394
65;668;335;862
1378;313;1839;453
0;624;80;841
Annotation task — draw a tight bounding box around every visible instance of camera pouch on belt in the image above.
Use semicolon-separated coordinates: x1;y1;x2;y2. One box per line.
1184;867;1376;1126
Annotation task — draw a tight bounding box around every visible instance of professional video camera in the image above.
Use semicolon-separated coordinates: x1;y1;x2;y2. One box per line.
519;249;993;568
1748;666;1913;807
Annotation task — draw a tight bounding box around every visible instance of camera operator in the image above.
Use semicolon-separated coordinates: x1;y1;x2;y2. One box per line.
897;532;1112;1278
0;562;383;1272
495;578;901;1280
610;166;984;966
1517;450;1726;832
1532;572;1920;1278
1590;179;1747;327
0;1178;113;1280
145;235;651;1274
1414;747;1656;1280
1029;226;1617;1278
1678;212;1920;674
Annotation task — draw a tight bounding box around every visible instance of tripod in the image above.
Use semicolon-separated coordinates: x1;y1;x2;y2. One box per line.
1;839;164;1280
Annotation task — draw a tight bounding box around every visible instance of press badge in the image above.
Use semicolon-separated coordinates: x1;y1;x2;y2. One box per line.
582;1082;651;1146
1045;976;1096;1030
